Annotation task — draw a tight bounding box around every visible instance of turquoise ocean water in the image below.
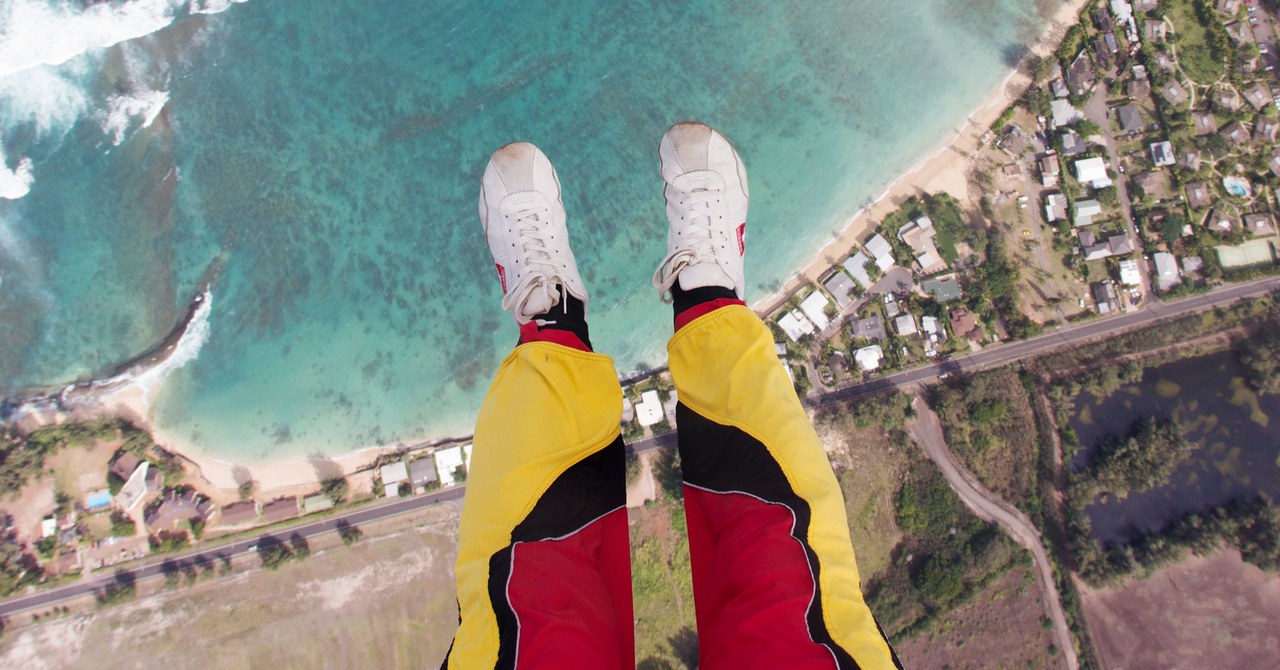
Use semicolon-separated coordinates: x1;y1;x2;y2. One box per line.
1;0;1049;460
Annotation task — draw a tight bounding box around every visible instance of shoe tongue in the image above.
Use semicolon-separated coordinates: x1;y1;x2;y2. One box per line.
672;170;723;193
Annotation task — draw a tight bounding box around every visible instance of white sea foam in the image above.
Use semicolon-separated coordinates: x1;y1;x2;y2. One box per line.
0;0;248;79
96;290;214;403
0;151;33;200
97;88;169;145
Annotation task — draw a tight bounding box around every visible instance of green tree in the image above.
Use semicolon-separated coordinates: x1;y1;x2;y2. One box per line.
321;476;349;505
1237;322;1280;394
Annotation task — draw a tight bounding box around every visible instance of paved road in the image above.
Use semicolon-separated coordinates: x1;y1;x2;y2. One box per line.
5;276;1277;618
0;487;465;618
908;396;1080;670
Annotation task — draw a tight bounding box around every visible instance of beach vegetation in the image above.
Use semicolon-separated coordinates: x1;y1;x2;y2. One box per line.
109;511;136;537
397;482;411;497
967;231;1041;340
1167;0;1230;84
371;478;385;497
35;536;57;559
1236;321;1280;394
0;419;121;496
1055;24;1090;68
321;476;349;504
188;517;205;541
95;573;137;607
150;531;191;554
451;464;468;484
336;520;363;546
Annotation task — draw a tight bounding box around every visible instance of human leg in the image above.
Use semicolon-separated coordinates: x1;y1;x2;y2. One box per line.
442;143;632;669
653;123;900;670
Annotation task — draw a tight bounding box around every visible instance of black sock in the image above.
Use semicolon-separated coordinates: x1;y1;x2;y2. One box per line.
526;290;592;350
671;284;739;321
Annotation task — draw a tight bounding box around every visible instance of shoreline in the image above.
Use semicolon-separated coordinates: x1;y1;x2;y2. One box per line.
5;1;1088;496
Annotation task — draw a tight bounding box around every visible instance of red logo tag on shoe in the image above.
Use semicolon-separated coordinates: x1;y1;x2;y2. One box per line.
736;223;746;256
495;263;508;292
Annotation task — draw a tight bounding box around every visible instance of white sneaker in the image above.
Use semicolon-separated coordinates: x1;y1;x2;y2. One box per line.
478;142;588;325
652;121;750;303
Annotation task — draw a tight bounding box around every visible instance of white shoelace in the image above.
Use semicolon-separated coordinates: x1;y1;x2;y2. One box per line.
653;188;733;303
501;209;568;320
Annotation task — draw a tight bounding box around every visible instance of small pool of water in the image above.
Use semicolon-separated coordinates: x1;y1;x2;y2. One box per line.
1223;176;1252;198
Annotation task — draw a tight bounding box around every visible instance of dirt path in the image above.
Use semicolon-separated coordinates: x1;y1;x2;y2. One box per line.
907;395;1079;670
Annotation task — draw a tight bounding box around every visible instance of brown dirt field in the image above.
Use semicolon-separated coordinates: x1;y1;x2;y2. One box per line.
1082;549;1280;670
0;504;462;670
896;565;1066;670
6;478;56;544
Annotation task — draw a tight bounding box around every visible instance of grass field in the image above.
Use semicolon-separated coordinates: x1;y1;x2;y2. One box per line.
1166;0;1227;84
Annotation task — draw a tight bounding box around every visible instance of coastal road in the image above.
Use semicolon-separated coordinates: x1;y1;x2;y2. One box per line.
4;276;1277;618
908;396;1079;670
0;486;465;618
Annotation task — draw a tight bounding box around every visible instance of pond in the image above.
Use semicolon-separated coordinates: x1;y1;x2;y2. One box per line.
1067;349;1280;544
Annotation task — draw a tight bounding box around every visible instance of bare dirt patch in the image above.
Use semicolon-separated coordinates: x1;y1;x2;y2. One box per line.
896;565;1066;670
0;505;462;670
1081;548;1280;670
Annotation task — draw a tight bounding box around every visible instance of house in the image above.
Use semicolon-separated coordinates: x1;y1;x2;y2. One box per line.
1068;51;1096;96
1214;87;1242;112
849;316;886;341
1217;0;1240;14
261;497;298;524
1051;78;1070;98
1193;110;1218;136
1153;252;1181;291
1079;229;1098;248
1179;149;1202;172
1269;148;1280;177
435;444;471;486
999;124;1029;155
1134;0;1159;11
884;294;900;318
1131;170;1162;196
1094;8;1115;32
778;310;814;341
948;308;983;342
1144;19;1167;42
1060;130;1087;155
635;390;665;427
1119;258;1143;286
921;316;943;342
1045;193;1069;222
1183;256;1206;273
1255;117;1280;143
1185;181;1212;209
1075;157;1112;188
1224;21;1250;46
799;291;832;330
1082;235;1133;261
108;453;142;482
380;460;409;495
1092;282;1120;313
1220;121;1249;147
1244;213;1276;236
864;234;895;271
853;345;884;372
1161;79;1188;106
822;271;857;310
144;489;213;532
115;460;153;512
1095;36;1114;69
1109;235;1136;256
409;456;438;490
303;493;333;512
894;314;918;336
1206;208;1236;232
1148;141;1174;167
1075;199;1104;227
899;216;946;274
219;501;258;526
1039;155;1061;187
1117;104;1144;134
1154;51;1175;74
922;276;963;303
843;252;873;288
1002;163;1023;177
1244;84;1271;111
1051;99;1082;129
1127;78;1151;99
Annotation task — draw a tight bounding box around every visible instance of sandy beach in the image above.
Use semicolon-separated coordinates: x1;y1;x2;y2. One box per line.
754;0;1090;317
21;0;1089;498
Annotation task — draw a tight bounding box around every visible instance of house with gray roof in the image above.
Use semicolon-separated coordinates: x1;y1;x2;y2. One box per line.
1161;80;1188;106
822;271;857;310
1193;110;1217;136
1116;104;1143;134
922;276;963;303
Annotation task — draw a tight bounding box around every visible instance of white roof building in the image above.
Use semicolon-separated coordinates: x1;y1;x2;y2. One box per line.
778;310;815;341
41;517;57;538
864;234;896;271
1119;259;1142;286
1074;199;1103;227
894;314;918;336
922;316;942;338
1074;157;1112;189
1150;141;1175;167
843;252;873;288
435;444;472;487
799;292;832;331
380;461;409;496
1045;193;1068;222
635;390;665;427
1051;99;1082;128
1153;252;1180;290
853;345;884;371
